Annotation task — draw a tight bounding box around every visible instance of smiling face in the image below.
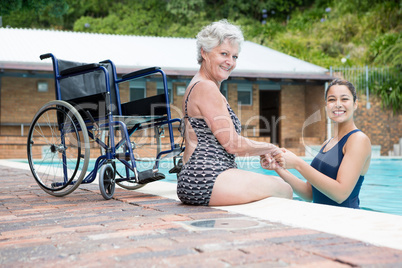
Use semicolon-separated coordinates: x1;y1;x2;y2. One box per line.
201;39;239;84
326;84;358;123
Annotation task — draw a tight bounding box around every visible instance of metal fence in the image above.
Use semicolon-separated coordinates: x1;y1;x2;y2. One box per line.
328;65;399;109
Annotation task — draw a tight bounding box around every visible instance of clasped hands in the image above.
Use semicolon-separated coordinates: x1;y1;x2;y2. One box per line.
260;147;298;170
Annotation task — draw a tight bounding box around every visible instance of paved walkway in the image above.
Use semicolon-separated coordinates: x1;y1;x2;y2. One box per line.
1;165;402;267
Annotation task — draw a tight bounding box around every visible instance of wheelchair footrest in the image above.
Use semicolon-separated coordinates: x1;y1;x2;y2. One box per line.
169;158;183;174
137;169;165;184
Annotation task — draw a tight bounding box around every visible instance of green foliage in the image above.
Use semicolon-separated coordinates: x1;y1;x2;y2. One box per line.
0;0;68;17
354;67;402;114
71;0;211;37
202;0;305;21
368;32;402;69
286;5;325;31
2;0;400;111
371;72;401;114
331;0;395;15
0;0;23;15
166;0;204;21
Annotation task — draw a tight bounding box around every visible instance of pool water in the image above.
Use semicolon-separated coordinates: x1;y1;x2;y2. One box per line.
26;157;401;216
153;157;402;216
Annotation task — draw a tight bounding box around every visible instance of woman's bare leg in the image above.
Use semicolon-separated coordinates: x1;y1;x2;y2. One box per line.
208;168;293;206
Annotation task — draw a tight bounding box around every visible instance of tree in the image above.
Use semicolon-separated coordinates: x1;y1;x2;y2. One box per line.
0;0;68;16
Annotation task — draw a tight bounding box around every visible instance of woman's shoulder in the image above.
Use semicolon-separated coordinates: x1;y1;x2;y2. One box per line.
350;130;371;144
345;130;371;154
194;80;219;91
188;80;222;99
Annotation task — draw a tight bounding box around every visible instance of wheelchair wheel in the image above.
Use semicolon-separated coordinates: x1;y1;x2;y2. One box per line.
99;127;158;161
131;127;161;161
98;130;145;190
27;100;90;197
99;164;115;200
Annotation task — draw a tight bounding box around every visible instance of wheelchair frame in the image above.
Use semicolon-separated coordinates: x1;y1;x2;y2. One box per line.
27;53;183;200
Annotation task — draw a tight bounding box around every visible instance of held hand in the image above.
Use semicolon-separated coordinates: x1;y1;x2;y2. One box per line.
268;145;283;158
281;148;300;169
260;154;283;170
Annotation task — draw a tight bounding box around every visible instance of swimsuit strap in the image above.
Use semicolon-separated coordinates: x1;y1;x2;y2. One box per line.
338;129;361;147
184;81;201;117
321;129;361;151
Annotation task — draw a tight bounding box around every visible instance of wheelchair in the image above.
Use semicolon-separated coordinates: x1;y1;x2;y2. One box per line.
27;53;183;200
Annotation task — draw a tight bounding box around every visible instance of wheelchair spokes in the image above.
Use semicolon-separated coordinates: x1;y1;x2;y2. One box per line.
27;101;90;196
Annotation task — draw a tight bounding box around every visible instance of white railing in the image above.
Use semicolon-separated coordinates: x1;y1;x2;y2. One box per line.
329;65;399;109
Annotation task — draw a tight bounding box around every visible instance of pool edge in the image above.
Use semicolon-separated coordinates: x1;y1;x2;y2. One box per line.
2;159;401;251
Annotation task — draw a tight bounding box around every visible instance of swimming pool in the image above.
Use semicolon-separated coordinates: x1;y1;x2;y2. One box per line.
23;157;402;216
152;157;402;216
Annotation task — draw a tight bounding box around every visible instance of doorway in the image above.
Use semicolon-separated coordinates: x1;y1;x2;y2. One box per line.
259;90;280;144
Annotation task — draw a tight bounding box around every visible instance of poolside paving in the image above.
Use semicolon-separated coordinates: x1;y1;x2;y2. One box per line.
1;165;402;267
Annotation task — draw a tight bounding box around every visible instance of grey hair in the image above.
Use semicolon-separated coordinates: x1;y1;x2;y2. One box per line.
196;19;244;65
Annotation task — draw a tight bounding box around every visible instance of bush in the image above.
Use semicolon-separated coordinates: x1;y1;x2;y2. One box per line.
372;76;401;114
368;32;402;68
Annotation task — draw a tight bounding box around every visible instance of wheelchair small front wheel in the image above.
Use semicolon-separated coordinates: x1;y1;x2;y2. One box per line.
99;164;115;200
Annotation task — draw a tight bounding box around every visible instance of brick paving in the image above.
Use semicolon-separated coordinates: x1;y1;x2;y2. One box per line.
1;165;402;267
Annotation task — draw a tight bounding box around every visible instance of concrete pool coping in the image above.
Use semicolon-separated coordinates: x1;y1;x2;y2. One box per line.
132;180;402;251
1;159;401;252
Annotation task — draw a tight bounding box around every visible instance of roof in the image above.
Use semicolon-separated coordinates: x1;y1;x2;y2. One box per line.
0;27;331;80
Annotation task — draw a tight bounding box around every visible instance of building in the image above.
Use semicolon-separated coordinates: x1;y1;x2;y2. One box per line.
0;27;344;158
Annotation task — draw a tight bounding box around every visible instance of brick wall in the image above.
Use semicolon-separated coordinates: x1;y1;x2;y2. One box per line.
279;84;326;155
354;93;402;155
1;73;399;158
278;83;401;156
1;76;55;124
280;84;306;147
118;82;129;103
304;85;326;140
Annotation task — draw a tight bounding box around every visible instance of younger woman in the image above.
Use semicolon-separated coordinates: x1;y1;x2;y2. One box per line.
262;79;371;208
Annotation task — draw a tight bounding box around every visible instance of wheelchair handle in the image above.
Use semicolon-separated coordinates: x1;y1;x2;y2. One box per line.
40;53;52;60
122;66;161;80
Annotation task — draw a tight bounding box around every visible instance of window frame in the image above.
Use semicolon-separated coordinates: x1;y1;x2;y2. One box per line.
129;79;146;101
237;83;253;106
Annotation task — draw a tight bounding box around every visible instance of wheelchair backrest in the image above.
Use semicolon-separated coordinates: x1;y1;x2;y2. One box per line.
58;59;119;118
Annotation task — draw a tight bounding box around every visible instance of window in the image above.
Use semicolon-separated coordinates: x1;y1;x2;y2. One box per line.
237;83;252;105
176;85;186;96
129;79;146;101
37;81;48;92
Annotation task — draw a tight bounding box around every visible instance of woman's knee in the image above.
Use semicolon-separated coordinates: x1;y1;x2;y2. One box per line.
261;175;293;199
278;181;293;199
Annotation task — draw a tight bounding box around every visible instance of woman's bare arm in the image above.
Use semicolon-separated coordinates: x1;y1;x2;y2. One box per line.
283;132;371;203
190;80;280;157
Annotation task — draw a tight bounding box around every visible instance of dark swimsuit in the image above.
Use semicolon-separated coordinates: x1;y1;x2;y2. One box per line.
310;129;364;208
177;82;242;206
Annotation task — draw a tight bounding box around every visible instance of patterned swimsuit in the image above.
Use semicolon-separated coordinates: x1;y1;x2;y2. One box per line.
177;82;242;206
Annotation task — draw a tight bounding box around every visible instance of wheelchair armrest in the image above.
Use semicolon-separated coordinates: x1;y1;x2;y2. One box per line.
60;63;100;76
122;67;161;80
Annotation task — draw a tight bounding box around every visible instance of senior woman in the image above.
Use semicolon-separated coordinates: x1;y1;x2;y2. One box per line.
177;20;292;206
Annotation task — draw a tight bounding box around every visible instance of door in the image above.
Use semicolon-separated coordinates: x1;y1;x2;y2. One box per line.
259;90;279;144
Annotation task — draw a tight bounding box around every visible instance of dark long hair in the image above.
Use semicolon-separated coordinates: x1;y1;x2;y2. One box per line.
325;79;357;102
